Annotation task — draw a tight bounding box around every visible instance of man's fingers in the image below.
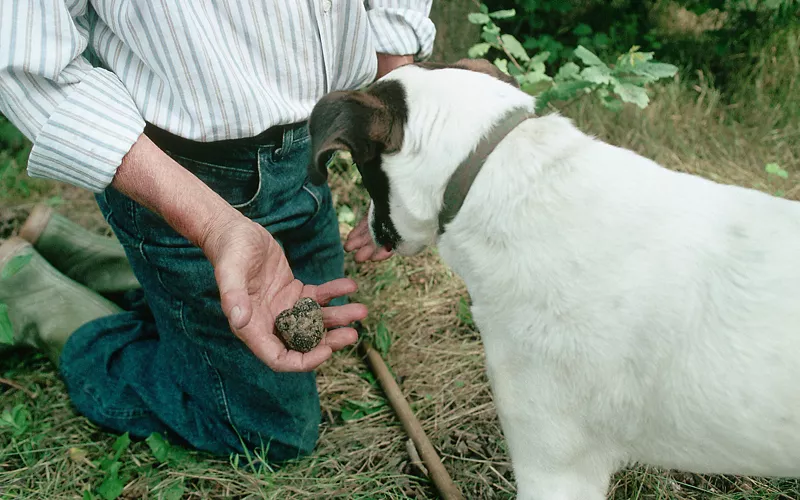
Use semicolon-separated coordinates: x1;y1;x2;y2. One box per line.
216;259;253;329
344;218;371;250
371;247;393;261
238;323;333;372
354;245;377;262
322;303;368;328
321;327;359;351
344;231;371;252
310;278;359;305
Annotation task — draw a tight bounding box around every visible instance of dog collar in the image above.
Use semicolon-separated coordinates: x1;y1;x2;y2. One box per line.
437;106;535;235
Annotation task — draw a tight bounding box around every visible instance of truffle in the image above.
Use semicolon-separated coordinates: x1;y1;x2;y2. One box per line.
275;297;325;353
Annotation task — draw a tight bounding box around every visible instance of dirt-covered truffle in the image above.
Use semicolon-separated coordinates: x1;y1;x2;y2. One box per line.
274;297;325;353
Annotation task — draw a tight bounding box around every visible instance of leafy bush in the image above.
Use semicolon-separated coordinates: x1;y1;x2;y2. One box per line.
477;0;798;89
468;5;679;112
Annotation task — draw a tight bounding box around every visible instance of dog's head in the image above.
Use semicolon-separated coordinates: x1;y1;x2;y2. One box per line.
308;58;532;255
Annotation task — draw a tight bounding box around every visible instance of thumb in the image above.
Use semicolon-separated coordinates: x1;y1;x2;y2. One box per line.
215;257;253;330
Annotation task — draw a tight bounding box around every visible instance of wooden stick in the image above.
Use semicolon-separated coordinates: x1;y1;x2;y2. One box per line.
359;340;465;500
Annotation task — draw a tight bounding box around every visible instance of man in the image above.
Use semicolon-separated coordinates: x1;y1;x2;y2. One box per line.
0;1;432;461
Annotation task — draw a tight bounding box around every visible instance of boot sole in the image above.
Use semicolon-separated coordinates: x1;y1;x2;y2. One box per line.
0;236;33;268
19;204;53;246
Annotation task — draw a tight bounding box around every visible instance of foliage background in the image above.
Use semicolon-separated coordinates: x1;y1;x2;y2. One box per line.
2;1;799;498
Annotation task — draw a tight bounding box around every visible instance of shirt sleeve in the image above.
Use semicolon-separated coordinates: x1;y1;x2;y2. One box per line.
366;0;436;60
0;1;145;193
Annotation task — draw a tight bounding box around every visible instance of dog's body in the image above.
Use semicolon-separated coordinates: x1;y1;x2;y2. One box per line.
309;62;800;499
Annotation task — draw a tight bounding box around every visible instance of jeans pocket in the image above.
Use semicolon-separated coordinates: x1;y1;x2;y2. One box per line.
167;152;262;212
301;180;324;218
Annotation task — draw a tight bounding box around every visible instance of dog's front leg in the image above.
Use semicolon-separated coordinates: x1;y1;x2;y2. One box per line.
512;460;612;500
499;411;615;500
484;353;616;500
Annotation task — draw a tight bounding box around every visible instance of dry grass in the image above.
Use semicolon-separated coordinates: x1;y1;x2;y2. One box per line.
2;28;800;500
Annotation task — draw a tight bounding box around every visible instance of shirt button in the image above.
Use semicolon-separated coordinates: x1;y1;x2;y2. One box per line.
322;0;331;12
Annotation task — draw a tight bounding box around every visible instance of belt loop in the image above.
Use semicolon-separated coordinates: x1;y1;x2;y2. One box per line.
281;125;294;156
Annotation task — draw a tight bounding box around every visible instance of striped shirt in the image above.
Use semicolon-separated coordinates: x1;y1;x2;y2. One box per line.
0;1;435;192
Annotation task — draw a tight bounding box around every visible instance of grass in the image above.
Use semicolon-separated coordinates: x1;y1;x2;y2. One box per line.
2;25;800;500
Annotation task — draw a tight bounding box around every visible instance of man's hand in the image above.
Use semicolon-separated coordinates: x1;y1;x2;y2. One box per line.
113;134;367;372
376;53;413;79
201;215;367;371
344;215;393;263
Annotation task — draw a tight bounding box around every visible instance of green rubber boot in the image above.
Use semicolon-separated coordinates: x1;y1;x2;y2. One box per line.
0;237;123;365
19;204;140;294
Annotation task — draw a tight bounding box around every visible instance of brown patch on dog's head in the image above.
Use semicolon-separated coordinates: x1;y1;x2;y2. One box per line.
416;58;520;88
307;79;408;248
307;80;407;185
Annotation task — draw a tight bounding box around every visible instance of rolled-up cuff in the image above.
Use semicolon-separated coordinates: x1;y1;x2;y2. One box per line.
368;8;436;60
27;68;145;192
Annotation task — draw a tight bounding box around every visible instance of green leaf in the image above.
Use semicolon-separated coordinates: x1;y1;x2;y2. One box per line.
146;432;171;463
0;404;30;437
375;321;392;357
160;481;185;500
530;50;550;65
0;303;13;345
1;252;32;280
619;61;678;80
613;82;649;108
83;491;97;500
482;23;500;36
458;296;474;327
493;58;509;75
358;370;377;385
488;9;515;19
481;30;500;46
111;432;131;457
98;432;130;472
580;65;614;84
572;23;592;36
337;204;356;226
593;32;611;48
341;399;385;421
555;62;580;81
467;13;490;24
467;42;492;59
614;75;654;86
600;95;624;112
524;71;552;85
524;50;550;75
500;34;529;61
573;45;604;67
96;476;124;500
765;163;789;179
534;80;595;112
45;195;64;207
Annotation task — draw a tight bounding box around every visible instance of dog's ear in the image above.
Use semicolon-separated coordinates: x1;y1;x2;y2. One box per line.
308;83;406;185
417;58;520;88
452;58;520;88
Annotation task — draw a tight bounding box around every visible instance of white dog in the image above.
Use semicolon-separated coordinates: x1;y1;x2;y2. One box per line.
307;59;800;499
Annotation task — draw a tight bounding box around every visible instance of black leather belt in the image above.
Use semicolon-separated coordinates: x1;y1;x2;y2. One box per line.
144;122;303;163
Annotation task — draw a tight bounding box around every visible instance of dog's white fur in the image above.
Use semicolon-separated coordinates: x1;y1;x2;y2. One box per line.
369;65;800;499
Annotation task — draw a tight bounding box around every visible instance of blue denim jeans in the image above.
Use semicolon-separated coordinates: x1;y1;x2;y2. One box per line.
58;123;344;462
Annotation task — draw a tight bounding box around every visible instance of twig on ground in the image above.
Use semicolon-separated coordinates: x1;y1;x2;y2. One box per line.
359;340;465;500
406;438;429;477
0;377;36;398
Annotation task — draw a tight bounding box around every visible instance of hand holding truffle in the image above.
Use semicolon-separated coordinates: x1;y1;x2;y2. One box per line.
201;216;368;372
